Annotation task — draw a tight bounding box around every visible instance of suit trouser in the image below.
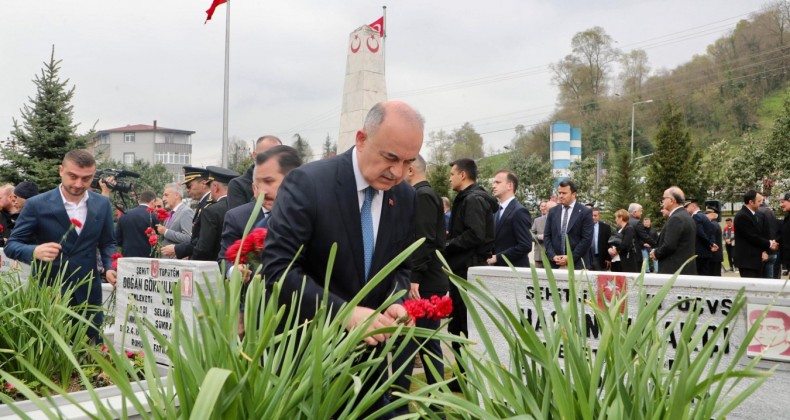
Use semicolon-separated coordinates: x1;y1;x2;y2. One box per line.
725;244;735;269
739;268;762;278
696;257;712;276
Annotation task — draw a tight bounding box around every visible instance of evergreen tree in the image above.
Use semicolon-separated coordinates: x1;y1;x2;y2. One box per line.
321;134;337;158
427;163;451;200
605;147;639;212
0;47;89;190
291;133;314;163
644;104;701;226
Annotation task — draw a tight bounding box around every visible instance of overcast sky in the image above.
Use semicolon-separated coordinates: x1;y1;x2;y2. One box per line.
1;0;767;166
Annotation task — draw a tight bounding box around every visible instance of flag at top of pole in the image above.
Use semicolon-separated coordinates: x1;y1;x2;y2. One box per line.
205;0;227;23
369;16;384;37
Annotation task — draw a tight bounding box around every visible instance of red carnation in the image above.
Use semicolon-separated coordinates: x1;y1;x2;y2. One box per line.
156;208;169;222
4;382;14;390
401;296;453;323
70;218;83;228
430;295;453;320
111;253;123;260
126;350;135;358
111;261;118;270
148;235;158;246
145;227;155;236
0;225;3;232
147;207;155;213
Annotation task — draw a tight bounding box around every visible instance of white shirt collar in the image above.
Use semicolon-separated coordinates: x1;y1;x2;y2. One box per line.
58;184;89;206
499;196;515;210
352;146;374;195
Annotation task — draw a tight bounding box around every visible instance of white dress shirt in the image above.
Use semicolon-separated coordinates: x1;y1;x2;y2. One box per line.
59;184;88;235
352;148;383;245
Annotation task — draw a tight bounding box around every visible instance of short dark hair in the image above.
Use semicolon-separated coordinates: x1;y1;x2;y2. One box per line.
744;189;758;204
138;190;156;203
63;150;96;168
558;179;577;193
725;217;732;222
256;145;303;175
450;158;477;182
496;170;518;192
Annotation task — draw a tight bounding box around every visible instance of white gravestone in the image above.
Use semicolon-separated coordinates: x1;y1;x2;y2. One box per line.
467;267;790;419
115;258;222;365
0;248;31;279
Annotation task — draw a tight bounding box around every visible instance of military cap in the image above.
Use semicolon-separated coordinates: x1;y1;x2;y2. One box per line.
183;166;211;184
206;166;240;184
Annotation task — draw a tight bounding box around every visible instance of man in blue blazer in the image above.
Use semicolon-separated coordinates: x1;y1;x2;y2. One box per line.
543;179;594;269
487;170;532;267
116;190;157;258
5;150;117;339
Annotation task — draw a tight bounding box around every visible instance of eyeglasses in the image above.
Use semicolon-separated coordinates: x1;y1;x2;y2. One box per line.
155;205;163;209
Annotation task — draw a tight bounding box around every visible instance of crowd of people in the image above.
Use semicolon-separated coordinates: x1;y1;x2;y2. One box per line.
2;100;790;417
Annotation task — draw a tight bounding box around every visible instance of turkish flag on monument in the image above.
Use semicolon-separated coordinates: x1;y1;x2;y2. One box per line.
205;0;227;23
369;16;384;37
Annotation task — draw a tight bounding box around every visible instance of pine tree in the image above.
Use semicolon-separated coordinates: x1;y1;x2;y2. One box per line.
0;47;89;190
321;134;337;159
764;89;790;177
644;103;701;226
605;147;639;212
291;133;314;163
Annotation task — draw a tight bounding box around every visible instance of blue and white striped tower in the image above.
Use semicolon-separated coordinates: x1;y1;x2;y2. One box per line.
551;121;571;187
570;127;582;163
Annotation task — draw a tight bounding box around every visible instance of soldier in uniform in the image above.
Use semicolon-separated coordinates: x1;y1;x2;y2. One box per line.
162;166;212;259
192;166;239;261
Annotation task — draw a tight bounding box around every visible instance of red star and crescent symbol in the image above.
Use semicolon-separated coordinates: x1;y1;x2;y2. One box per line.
350;34;361;53
366;35;380;53
596;274;627;313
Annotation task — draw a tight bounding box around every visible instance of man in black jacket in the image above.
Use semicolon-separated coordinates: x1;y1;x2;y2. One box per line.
650;186;697;275
226;135;282;209
684;199;719;276
779;192;790;278
734;190;778;278
446;158;498;375
192;166;239;261
116;190;158;257
398;154;448;388
590;207;612;271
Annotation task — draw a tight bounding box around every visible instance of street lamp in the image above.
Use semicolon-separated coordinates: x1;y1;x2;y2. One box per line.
631;99;654;162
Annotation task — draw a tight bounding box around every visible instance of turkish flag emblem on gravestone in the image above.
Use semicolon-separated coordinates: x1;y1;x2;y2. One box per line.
596;274;627;314
150;260;159;278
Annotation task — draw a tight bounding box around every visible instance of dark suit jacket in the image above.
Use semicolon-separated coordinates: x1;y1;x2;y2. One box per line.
261;148;415;321
5;188;116;308
116;205;155;258
734;205;771;271
192;196;229;262
655;207;697;275
591;221;612;270
543;202;593;268
692;211;716;259
411;181;448;295
219;200;265;263
227;165;254;210
493;199;532;267
174;193;211;259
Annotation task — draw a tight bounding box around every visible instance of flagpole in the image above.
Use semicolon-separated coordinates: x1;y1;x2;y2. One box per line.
221;0;231;167
382;5;387;76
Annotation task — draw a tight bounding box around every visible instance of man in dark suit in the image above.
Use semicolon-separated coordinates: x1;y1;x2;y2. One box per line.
487;170;532;267
590;207;612;271
227;135;282;209
734;190;778;278
706;208;724;276
0;183;15;246
116;190;157;258
650;186;697;275
543;179;594;269
192;166;239;261
779;192;790;279
262;102;423;415
684;199;719;276
262;100;422;337
5;149;117;340
162;166;212;259
220;145;302;266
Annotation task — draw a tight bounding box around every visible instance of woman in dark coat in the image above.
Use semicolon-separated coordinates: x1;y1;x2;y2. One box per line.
609;209;639;273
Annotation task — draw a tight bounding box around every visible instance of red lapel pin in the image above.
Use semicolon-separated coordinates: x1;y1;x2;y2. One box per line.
389;198;395;206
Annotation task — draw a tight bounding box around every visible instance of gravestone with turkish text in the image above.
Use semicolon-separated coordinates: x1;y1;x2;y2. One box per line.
467;267;790;419
115;258;222;365
0;248;31;279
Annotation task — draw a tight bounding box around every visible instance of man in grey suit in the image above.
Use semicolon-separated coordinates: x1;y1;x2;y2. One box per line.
156;183;194;257
531;200;555;268
650;186;697;275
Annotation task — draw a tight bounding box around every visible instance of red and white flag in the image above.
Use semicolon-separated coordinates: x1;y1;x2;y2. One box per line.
369;16;384;37
205;0;227;23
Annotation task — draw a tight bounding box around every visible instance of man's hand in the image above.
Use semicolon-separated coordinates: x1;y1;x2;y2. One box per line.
607;246;618;257
486;255;497;265
409;282;421;300
770;240;779;251
161;244;176;257
553;255;568;267
346;305;405;346
649;249;657;261
33;243;62;262
710;244;719;252
762;251;769;262
156;224;167;236
604;260;611;270
105;270;117;286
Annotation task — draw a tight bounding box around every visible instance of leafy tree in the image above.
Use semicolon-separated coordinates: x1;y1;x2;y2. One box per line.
427;163;451;200
449;123;484;161
725;132;771;198
507;153;553;210
644;104;702;226
291;133;314;163
618;49;650;97
227;138;253;174
550;27;619;105
698;139;732;200
764;89;790;176
0;47;90;190
605;147;639;212
569;155;603;206
322;134;337;159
